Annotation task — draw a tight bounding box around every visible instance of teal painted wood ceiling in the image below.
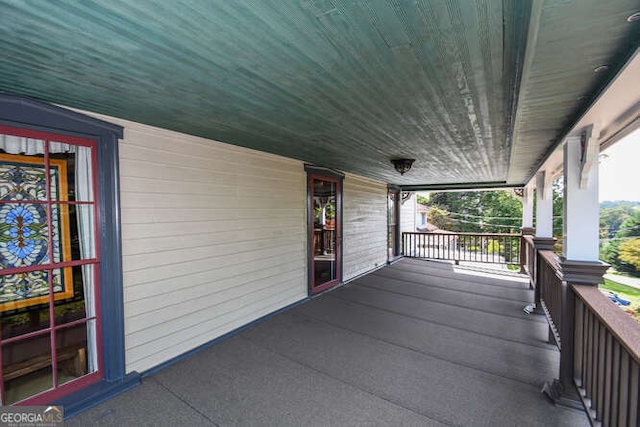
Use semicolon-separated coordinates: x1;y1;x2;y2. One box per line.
0;1;638;187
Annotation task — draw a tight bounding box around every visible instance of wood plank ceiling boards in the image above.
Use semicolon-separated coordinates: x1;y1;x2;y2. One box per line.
0;0;638;189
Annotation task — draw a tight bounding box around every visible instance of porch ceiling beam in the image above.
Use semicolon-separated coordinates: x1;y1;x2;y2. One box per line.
399;181;517;192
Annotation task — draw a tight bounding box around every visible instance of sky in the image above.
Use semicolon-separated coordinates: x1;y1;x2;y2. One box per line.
599;127;640;202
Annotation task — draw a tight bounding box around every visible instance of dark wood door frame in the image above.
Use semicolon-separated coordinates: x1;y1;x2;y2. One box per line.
305;166;343;295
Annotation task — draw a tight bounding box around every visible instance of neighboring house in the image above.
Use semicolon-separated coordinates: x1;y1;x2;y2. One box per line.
417;222;441;233
416;203;429;229
400;192;416;234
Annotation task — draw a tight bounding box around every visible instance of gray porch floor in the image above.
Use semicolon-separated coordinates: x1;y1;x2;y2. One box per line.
69;258;588;426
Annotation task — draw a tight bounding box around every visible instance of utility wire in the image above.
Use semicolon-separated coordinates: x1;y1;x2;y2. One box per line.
443;217;522;229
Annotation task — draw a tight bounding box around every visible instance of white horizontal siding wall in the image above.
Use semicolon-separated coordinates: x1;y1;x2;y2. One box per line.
77;112;308;373
342;174;388;281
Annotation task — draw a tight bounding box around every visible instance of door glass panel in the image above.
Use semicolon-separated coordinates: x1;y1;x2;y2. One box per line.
388;191;397;257
313;179;337;287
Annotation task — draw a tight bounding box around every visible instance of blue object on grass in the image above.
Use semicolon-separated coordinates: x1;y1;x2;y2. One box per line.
605;292;631;306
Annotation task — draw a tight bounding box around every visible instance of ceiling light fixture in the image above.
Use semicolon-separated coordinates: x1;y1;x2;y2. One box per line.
391;158;415;175
627;11;640;23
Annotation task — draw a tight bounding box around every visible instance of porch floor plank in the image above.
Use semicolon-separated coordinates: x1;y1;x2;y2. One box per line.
68;259;588;426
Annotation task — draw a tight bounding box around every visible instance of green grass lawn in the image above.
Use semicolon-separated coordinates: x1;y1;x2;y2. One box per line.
599;278;640;322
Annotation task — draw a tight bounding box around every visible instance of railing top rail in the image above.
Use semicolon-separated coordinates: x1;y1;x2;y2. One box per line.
523;234;535;244
573;284;640;364
402;231;522;237
538;249;560;271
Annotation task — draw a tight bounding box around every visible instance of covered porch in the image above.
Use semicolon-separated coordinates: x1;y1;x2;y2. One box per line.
1;1;639;422
68;258;587;426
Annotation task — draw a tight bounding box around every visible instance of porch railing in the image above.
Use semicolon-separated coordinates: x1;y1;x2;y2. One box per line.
526;247;640;426
523;235;535;279
538;250;563;346
573;286;640;426
402;232;523;267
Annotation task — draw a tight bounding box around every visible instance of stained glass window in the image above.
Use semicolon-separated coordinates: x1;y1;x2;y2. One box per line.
0;128;100;405
0;155;73;311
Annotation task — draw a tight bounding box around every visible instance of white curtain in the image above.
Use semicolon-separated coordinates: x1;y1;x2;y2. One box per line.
0;134;76;154
1;134;97;373
75;146;97;373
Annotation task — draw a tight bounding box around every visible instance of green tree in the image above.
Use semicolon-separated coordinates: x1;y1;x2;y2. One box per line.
600;204;635;238
601;211;640;275
427;205;451;230
427;190;522;234
619;238;640;270
616;211;640;238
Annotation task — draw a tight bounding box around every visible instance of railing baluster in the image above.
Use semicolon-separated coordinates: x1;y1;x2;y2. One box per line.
575;298;584;386
629;362;638;427
597;324;606;417
587;310;594;401
425;233;429;258
602;329;612;424
619;351;629;427
611;340;621;426
472;236;475;262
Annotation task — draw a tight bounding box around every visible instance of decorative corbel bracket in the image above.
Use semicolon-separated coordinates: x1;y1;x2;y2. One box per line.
579;124;600;189
511;187;525;199
400;191;413;205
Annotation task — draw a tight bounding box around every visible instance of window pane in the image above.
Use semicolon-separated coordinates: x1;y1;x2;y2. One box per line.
52;204;95;262
313;179;337;286
0;202;50;268
53;265;91;327
388;193;396;223
0;267;74;340
3;335;53;404
0;154;47;202
0;274;51;339
56;323;90;386
49;143;93;203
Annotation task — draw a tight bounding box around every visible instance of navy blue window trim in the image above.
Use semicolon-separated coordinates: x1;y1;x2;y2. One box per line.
0;93;138;414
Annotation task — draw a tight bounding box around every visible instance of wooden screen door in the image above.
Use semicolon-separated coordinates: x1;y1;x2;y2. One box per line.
308;174;342;294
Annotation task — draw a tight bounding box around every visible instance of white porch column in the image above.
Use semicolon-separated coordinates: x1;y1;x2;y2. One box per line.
562;130;600;261
535;171;553;237
550;127;608;400
522;186;534;232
